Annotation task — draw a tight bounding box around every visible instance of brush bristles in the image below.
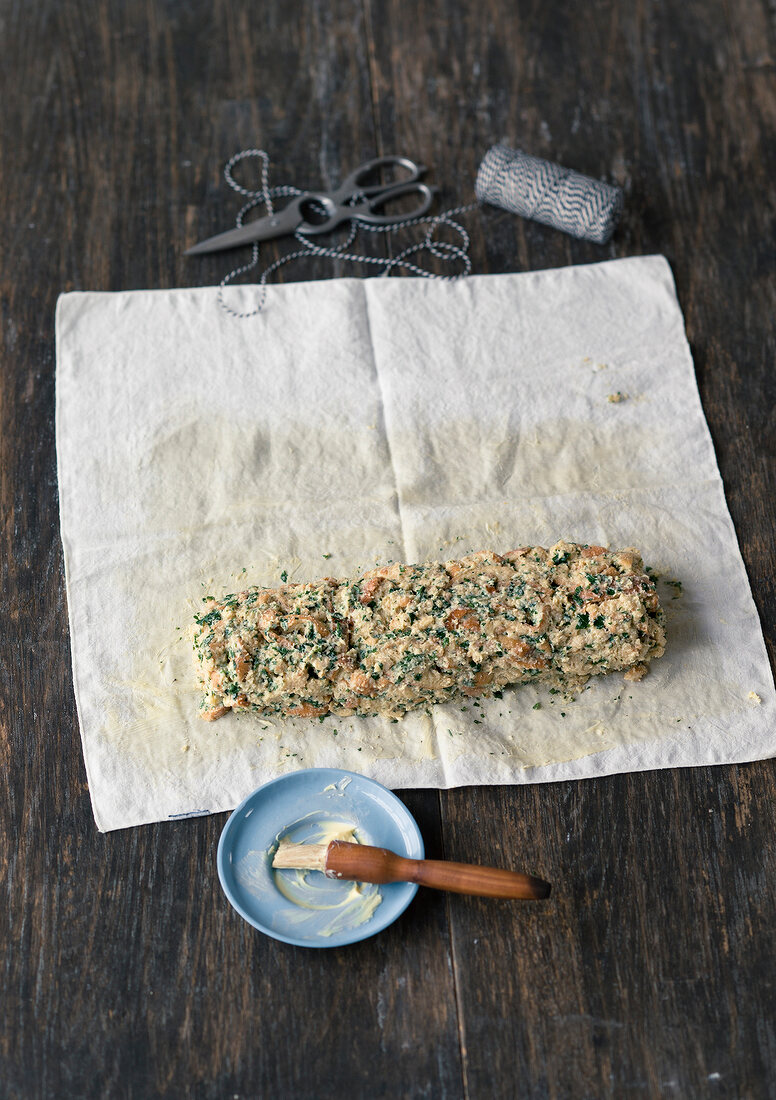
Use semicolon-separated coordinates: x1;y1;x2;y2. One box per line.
272;840;330;870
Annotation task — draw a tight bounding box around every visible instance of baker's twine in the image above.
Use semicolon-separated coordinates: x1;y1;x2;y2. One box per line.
476;143;623;245
216;149;475;318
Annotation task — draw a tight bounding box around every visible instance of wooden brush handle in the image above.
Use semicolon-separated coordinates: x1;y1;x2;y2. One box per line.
403;857;550;900
326;842;551;900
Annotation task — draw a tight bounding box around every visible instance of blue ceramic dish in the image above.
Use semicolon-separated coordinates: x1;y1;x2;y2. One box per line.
217;769;424;947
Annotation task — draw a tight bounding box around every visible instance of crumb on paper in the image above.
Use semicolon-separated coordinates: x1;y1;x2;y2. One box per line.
607;392;627;403
748;692;762;705
594;362;608;371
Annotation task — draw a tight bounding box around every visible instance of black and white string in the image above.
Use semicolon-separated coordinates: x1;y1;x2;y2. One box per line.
475;143;623;245
212;146;623;317
216;149;476;318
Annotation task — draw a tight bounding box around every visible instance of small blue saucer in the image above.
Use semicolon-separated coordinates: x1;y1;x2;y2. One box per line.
217;769;424;947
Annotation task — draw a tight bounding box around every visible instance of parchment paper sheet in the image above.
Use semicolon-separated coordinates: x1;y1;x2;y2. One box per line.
55;256;776;831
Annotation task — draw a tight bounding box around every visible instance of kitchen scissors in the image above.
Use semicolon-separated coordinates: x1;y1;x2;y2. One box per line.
185;155;436;256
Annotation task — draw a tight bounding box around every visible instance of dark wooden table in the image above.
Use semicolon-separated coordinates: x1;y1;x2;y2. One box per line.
3;1;776;1097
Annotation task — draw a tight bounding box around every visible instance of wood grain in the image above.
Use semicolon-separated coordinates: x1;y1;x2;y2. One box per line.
364;0;776;1094
0;3;457;1098
1;0;775;1096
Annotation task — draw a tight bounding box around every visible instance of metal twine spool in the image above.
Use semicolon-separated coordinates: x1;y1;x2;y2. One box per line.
475;143;623;245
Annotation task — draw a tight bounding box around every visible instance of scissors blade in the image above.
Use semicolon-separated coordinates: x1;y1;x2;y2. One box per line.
184;203;302;255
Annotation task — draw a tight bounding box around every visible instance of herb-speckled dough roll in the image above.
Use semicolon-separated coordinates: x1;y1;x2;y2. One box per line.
192;540;665;721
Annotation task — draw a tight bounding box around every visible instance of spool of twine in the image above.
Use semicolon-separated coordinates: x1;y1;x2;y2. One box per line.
475;143;623;245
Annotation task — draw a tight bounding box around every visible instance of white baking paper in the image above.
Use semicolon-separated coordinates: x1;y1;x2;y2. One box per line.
55;256;776;831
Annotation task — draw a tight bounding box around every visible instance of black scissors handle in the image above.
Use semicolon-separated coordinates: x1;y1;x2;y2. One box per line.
347;179;437;226
293;155;434;235
297;180;437;235
332;155;426;202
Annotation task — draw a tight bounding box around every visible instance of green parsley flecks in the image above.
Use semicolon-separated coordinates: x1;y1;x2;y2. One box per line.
192;540;665;722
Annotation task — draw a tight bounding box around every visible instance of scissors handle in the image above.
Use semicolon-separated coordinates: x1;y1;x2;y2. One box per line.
297;181;436;235
332;155;426;202
296;154;435;235
346;180;437;226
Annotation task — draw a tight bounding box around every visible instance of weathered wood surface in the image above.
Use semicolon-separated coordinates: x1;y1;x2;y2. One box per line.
1;0;775;1097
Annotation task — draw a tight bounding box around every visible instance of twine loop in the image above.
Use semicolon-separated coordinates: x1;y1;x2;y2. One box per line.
216;149;476;318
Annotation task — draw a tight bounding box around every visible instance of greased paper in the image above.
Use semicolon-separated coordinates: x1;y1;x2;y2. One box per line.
55;257;776;830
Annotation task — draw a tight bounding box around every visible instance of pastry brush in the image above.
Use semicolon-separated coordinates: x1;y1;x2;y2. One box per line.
272;839;551;900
